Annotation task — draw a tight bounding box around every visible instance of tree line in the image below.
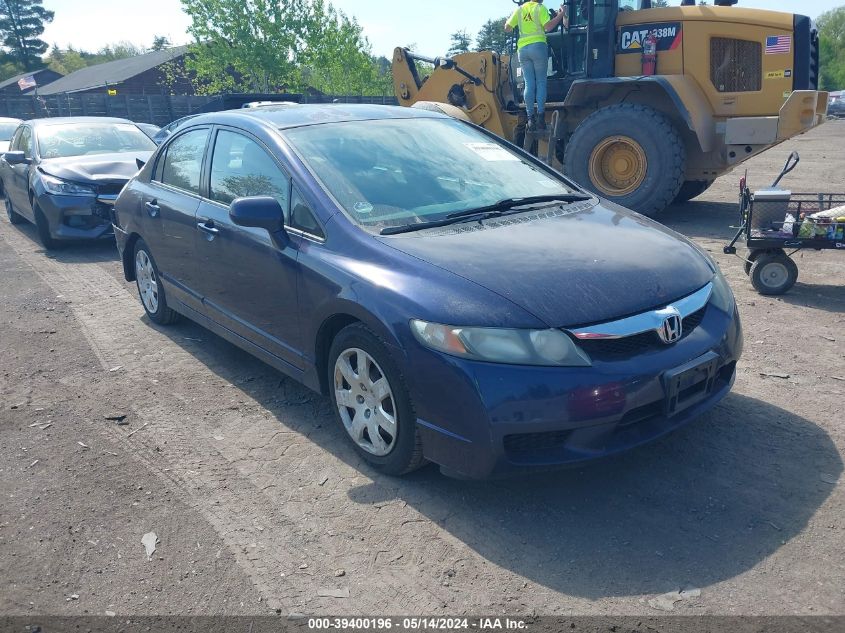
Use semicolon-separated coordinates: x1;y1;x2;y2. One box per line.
819;6;845;91
0;0;842;95
0;0;393;96
177;0;392;96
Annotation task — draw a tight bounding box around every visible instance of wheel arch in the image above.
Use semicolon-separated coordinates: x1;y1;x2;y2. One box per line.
122;232;141;281
563;76;716;156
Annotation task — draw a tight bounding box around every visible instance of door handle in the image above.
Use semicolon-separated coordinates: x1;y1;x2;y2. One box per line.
197;220;219;237
144;200;160;218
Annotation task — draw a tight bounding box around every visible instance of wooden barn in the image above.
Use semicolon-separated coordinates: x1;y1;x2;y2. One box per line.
0;68;63;95
38;46;191;96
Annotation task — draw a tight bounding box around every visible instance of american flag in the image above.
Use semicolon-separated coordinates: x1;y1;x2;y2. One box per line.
765;35;791;54
17;74;36;91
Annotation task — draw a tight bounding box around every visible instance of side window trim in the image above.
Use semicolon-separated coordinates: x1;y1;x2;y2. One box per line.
289;183;326;241
20;126;32;158
9;126;22;152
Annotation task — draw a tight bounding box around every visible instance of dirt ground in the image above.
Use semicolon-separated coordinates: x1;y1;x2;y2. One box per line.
1;121;843;618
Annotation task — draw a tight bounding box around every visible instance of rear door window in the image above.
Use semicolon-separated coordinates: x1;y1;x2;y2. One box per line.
158;128;208;195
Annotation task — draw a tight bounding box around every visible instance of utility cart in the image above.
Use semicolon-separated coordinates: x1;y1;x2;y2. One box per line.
724;152;845;295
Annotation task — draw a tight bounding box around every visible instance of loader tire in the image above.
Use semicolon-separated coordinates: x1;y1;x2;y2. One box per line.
674;179;714;204
564;104;685;217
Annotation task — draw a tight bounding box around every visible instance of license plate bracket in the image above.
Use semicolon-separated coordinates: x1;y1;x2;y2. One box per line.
663;351;720;417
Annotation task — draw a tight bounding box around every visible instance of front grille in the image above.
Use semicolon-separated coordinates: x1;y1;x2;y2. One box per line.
710;38;761;93
502;361;736;463
503;430;571;458
97;182;126;196
809;27;820;90
576;307;707;360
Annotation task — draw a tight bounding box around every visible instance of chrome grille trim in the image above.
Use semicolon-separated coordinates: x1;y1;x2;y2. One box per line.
96;194;118;206
567;282;713;341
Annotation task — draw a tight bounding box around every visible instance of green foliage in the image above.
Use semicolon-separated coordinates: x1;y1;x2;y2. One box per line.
652;0;670;7
475;18;510;55
151;36;171;52
180;0;307;93
447;30;472;57
0;56;22;81
0;0;53;70
179;0;390;96
45;41;144;77
302;1;391;95
819;6;845;91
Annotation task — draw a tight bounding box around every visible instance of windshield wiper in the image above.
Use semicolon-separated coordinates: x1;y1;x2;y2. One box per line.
445;194;591;220
380;194;591;236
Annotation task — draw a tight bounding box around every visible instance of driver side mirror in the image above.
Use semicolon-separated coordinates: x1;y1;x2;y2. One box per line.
229;196;285;233
3;151;29;165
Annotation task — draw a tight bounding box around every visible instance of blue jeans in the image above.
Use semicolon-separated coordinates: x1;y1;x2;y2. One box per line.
519;42;548;116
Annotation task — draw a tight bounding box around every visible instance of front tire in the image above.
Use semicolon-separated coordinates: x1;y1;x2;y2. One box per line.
674;179;714;204
133;238;179;325
33;204;60;250
328;323;424;475
4;193;24;225
564;104;685;217
749;251;798;295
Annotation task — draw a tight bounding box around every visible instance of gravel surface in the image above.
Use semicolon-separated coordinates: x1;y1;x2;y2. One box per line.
1;121;843;617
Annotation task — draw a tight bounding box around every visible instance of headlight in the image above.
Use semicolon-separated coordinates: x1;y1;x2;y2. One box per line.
410;320;591;367
710;268;736;313
40;173;96;196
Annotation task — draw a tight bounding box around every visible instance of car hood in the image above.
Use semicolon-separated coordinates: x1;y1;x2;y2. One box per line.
39;151;153;185
0;140;9;153
378;200;715;328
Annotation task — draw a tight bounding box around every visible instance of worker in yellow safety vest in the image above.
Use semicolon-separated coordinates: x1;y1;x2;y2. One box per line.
504;1;568;131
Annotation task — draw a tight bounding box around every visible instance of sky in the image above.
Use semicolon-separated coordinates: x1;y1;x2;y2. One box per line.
41;0;842;59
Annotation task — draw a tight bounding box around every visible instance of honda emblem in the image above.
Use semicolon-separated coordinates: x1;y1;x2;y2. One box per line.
658;311;683;344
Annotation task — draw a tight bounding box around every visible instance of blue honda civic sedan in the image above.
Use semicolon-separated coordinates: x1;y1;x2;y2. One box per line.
112;104;742;479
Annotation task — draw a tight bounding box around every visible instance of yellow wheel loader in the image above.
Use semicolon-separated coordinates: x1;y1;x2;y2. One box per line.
393;0;828;216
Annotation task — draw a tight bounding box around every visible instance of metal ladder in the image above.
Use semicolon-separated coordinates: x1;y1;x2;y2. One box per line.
521;110;563;167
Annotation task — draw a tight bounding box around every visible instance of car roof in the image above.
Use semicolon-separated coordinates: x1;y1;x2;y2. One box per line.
0;116;22;123
184;103;445;131
24;116;136;128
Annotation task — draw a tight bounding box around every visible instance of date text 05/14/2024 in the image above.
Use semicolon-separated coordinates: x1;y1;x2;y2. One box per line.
306;617;528;630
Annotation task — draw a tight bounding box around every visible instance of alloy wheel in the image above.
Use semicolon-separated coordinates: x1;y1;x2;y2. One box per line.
588;135;648;197
135;249;159;314
333;347;397;456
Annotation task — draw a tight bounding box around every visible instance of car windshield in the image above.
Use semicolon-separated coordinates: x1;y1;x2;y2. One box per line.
38;122;155;158
0;122;19;140
283;117;577;231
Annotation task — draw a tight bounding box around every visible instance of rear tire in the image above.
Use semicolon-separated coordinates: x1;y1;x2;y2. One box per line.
564;104;685;217
328;323;425;476
674;179;714;204
4;193;24;225
133;238;179;325
33;204;60;250
750;251;798;295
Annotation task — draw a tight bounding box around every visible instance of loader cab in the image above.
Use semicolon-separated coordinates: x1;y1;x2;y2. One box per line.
508;0;621;105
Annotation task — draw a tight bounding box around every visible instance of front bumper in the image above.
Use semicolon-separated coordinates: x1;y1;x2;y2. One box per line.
36;192;115;241
722;90;828;167
406;302;743;479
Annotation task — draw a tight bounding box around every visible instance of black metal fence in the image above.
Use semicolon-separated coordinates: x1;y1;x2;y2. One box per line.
0;92;399;126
